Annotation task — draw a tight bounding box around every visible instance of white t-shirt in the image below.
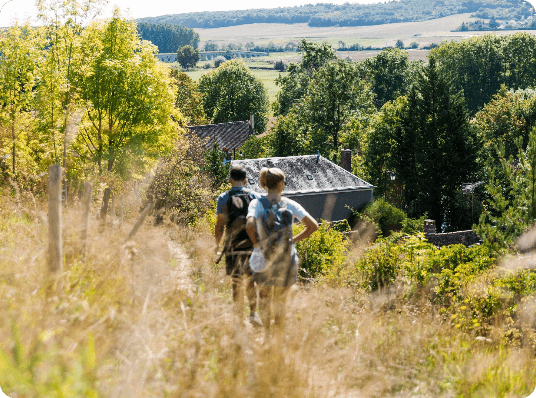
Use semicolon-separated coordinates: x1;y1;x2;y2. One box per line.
247;196;309;272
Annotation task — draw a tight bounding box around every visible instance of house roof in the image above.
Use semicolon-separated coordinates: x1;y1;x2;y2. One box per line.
187;120;252;151
232;155;373;196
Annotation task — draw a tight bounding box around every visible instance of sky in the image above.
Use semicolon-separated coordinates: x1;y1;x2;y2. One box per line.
0;0;386;27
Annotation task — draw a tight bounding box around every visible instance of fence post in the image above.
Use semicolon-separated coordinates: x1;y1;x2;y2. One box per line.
100;187;111;225
80;182;93;256
110;195;116;227
48;164;62;272
125;202;154;242
119;196;124;225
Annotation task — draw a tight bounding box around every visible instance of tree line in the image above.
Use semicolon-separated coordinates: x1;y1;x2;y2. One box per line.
137;22;199;53
137;0;533;29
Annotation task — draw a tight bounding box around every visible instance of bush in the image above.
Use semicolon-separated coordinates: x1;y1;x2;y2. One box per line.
274;60;287;71
361;198;406;236
214;56;226;68
294;222;349;279
203;62;211;69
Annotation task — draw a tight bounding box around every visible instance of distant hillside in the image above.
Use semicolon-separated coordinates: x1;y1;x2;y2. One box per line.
138;0;535;29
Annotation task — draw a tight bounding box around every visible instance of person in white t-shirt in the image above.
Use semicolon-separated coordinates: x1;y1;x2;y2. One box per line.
245;167;318;339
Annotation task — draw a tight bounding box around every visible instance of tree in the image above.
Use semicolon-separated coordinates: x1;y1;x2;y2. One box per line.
176;45;199;70
363;48;414;109
198;59;269;133
0;24;41;176
395;39;404;49
137;22;199;53
171;70;207;125
362;58;478;230
476;127;536;250
73;13;180;177
273;39;335;116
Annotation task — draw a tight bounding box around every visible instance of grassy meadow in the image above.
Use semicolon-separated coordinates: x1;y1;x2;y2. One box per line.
2;184;536;397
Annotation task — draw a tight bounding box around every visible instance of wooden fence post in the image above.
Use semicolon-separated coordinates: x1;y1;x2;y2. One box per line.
48;164;62;272
110;195;116;227
125;202;154;242
119;196;124;225
80;182;93;256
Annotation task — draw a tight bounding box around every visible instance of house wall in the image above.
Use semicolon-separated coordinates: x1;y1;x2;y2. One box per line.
286;189;373;222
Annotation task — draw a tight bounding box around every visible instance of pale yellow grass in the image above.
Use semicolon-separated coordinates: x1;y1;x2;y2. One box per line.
0;189;535;397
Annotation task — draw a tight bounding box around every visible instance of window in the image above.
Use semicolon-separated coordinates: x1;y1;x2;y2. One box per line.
248;178;255;185
306;175;313;180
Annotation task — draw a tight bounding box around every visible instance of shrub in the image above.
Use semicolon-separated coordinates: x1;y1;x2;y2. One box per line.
294;222;349;279
203;62;211;69
214;56;226;68
361;198;406;236
274;60;287;71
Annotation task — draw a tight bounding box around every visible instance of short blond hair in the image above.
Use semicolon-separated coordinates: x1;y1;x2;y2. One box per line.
260;167;285;190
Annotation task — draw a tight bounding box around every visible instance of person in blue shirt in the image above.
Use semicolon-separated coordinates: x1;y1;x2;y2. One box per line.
215;165;262;326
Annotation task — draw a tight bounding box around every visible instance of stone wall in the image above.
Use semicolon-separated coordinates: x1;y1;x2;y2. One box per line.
423;220;481;248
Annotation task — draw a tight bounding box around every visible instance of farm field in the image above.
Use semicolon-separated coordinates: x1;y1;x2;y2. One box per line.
194;13;536;49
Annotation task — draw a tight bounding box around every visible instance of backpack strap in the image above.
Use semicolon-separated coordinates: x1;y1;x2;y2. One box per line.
259;197;271;210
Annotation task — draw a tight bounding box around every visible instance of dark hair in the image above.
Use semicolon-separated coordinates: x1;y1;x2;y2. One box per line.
229;165;247;181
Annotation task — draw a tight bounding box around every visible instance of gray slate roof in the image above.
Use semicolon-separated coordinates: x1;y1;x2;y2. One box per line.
232;155;373;196
187;120;252;151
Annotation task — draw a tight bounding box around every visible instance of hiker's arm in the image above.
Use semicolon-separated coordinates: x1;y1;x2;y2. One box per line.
215;214;225;249
246;216;258;247
292;215;318;244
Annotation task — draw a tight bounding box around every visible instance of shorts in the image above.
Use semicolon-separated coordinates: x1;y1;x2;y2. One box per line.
225;251;253;278
252;260;298;287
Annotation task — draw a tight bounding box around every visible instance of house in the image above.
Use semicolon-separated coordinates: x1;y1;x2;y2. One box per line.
187;116;254;157
232;154;374;222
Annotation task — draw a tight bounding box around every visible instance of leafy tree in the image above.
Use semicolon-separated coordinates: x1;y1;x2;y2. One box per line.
171;70;207;125
214;56;226;68
473;86;536;166
476;127;536;250
395;39;404;49
176;45;199;70
271;113;307;157
363;48;415;109
73;13;180;177
273;39;335;116
362;58;478;230
0;24;41;176
204;142;230;189
198;59;269;133
204;41;218;51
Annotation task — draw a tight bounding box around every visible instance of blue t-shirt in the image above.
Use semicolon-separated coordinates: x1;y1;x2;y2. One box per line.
216;187;261;217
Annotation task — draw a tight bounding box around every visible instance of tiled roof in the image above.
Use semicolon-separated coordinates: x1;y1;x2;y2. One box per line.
232;155;373;195
187;120;252;151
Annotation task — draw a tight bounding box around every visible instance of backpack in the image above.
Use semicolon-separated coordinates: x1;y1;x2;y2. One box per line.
226;189;254;250
258;197;294;273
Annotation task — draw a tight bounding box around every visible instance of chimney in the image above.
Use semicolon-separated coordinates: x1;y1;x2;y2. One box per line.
250;113;255;134
340;148;352;172
423;219;436;235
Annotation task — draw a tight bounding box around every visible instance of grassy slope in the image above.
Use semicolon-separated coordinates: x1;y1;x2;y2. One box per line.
1;193;535;396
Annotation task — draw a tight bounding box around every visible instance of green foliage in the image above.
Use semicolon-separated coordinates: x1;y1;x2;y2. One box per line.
0;24;42;177
171;70;207;125
137;22;199;53
73;14;180;179
294;222;349;278
137;0;529;29
235;134;273;160
213;56;226;68
273;39;335;117
431;33;536;115
203;142;231;190
150;135;214;225
362;48;415;109
395;39;404;49
401;215;426;235
176;45;200;70
361;58;478;229
198;59;269;133
476;126;536;250
361;198;406;237
473;86;536;166
274;60;287;72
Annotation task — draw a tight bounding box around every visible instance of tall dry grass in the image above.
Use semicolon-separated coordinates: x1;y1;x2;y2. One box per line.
0;188;535;397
